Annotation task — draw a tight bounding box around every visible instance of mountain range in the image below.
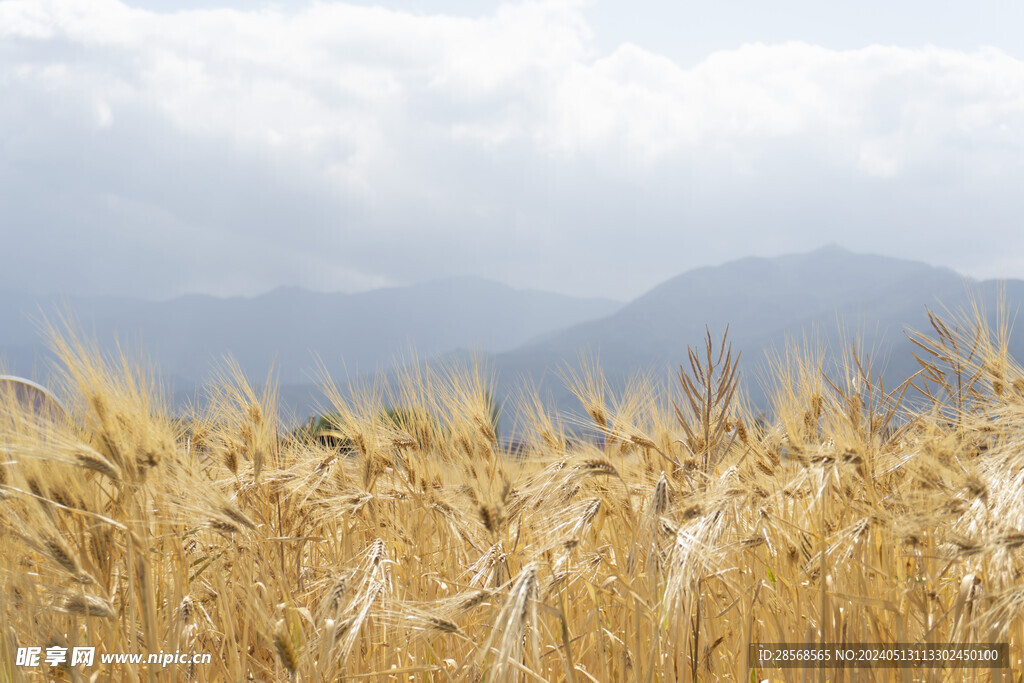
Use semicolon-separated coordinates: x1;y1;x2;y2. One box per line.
2;246;1020;429
0;277;620;388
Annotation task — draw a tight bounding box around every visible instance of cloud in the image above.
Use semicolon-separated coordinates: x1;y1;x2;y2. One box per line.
1;0;1023;299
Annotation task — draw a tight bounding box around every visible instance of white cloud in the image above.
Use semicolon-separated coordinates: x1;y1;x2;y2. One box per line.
1;0;1023;298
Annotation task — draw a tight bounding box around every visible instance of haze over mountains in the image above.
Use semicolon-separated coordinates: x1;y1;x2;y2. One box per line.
497;246;1024;425
0;277;620;390
2;246;1021;428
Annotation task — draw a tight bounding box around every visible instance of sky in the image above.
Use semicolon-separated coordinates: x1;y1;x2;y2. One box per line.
1;0;1023;301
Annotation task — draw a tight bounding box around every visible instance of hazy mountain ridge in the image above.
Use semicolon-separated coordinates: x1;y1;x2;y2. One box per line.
486;247;1021;430
0;278;622;392
268;247;1024;429
3;247;1021;428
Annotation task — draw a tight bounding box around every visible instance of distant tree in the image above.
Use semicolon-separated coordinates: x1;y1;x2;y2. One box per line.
295;411;354;452
380;406;442;451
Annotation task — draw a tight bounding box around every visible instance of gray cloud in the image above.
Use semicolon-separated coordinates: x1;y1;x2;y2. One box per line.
1;0;1023;300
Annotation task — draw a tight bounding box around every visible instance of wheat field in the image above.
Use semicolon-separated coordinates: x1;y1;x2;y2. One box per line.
2;307;1023;681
